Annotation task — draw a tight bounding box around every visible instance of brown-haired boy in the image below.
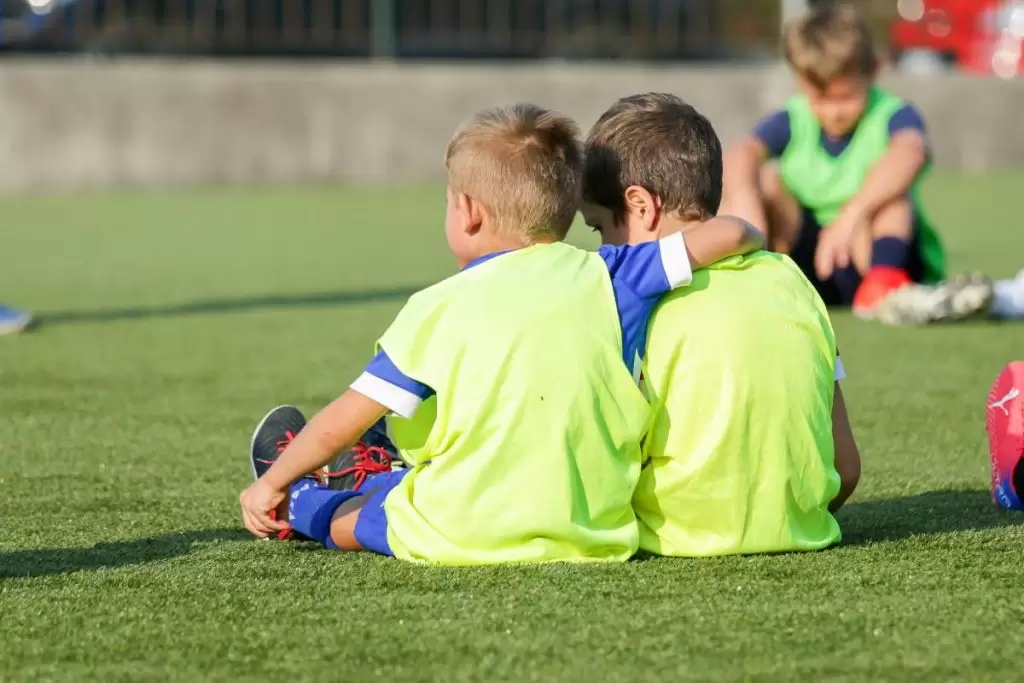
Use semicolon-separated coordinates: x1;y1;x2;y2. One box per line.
582;92;862;556
722;4;949;318
238;104;762;565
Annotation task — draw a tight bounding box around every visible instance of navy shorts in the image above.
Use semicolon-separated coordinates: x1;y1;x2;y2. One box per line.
331;468;409;556
789;206;926;306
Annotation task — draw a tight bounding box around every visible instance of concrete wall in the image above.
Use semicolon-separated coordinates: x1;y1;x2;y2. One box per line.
0;59;1022;192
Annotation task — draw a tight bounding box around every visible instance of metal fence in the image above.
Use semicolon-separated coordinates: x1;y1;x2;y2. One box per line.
0;0;899;60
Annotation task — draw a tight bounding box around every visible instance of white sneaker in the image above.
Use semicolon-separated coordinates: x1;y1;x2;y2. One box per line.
990;270;1024;319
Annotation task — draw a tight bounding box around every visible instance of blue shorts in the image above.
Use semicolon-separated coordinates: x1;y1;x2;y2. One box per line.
331;468;409;556
790;205;926;306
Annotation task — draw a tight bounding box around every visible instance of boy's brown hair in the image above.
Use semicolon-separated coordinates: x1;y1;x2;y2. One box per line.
784;4;878;90
583;92;722;221
445;104;582;243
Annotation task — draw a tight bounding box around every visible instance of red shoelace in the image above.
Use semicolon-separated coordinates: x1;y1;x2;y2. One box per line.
276;430;297;454
325;443;394;491
268;430;299;540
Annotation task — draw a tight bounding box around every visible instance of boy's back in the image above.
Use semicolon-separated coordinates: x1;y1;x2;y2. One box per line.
636;251;841;556
382;241;650;564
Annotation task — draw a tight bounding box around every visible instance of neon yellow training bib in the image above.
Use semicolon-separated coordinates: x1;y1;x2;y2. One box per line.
379;243;649;565
635;250;842;557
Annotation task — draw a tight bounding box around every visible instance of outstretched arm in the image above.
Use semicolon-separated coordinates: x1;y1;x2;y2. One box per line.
264;390;386;490
683;215;766;269
239;390;387;537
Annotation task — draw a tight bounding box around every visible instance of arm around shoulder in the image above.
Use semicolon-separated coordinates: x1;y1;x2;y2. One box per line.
682;216;766;269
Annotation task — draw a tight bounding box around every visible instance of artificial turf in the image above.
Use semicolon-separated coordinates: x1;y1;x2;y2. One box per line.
2;173;1024;682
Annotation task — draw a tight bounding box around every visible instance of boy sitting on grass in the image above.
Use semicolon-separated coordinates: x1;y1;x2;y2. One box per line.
721;4;968;322
238;103;764;566
581;92;862;557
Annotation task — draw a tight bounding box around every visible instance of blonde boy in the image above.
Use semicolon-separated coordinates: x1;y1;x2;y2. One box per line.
723;4;946;318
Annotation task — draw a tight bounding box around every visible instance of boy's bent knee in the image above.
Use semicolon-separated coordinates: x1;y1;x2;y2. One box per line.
870;197;914;240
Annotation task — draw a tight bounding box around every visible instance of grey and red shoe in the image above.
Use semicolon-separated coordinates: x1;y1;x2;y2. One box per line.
324;417;404;492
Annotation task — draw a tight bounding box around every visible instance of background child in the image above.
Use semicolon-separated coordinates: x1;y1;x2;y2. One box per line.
582;92;862;557
721;4;948;318
239;103;762;566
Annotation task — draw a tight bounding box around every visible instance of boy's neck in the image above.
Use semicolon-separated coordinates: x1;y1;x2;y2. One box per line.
461;233;550;268
656;215;704;238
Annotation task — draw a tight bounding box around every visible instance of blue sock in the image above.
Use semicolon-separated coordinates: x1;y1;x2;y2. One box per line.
287;480;354;548
871;237;909;270
832;265;862;304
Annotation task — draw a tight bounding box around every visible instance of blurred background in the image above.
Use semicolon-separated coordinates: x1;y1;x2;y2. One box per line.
0;0;1021;78
0;1;1020;194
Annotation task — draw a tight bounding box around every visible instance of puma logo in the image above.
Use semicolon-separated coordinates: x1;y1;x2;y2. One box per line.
990;387;1020;416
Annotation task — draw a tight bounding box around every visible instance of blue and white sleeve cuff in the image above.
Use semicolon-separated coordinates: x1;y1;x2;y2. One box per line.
659;232;693;289
835;357;846;382
350;372;423;419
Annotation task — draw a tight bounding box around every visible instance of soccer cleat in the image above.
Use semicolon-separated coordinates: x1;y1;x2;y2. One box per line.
875;272;993;326
324;417;403;492
852;266;913;319
987;362;1024;511
0;305;35;336
249;405;314;540
250;405;309;481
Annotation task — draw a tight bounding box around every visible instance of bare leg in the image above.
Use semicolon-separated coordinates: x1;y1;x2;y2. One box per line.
328;496;369;550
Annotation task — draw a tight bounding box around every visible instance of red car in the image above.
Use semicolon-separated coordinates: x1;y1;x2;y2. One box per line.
890;0;1024;78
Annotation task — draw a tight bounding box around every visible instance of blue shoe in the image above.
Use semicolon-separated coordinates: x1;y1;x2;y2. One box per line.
0;306;34;335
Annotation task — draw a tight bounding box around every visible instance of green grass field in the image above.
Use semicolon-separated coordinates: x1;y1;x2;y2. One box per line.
3;172;1024;682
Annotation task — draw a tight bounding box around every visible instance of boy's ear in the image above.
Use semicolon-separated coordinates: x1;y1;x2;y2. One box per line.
623;185;661;234
458;192;485;236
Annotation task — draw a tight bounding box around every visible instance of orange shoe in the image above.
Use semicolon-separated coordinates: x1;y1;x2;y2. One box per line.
852;266;912;318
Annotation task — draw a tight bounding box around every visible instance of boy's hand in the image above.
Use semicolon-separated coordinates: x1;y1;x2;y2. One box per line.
815;204;864;280
239;480;290;538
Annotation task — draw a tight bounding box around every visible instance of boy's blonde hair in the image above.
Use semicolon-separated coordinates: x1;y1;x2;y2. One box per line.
784;4;878;90
445;104;582;243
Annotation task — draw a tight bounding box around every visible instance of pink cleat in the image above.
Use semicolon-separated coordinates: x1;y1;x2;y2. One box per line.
987;362;1024;510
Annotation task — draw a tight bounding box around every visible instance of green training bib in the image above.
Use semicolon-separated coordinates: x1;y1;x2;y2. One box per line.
380;243;649;566
635;250;842;557
779;87;946;282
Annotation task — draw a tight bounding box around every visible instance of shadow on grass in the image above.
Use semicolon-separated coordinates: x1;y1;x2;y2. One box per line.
839;489;1024;545
39;284;425;326
0;529;248;579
